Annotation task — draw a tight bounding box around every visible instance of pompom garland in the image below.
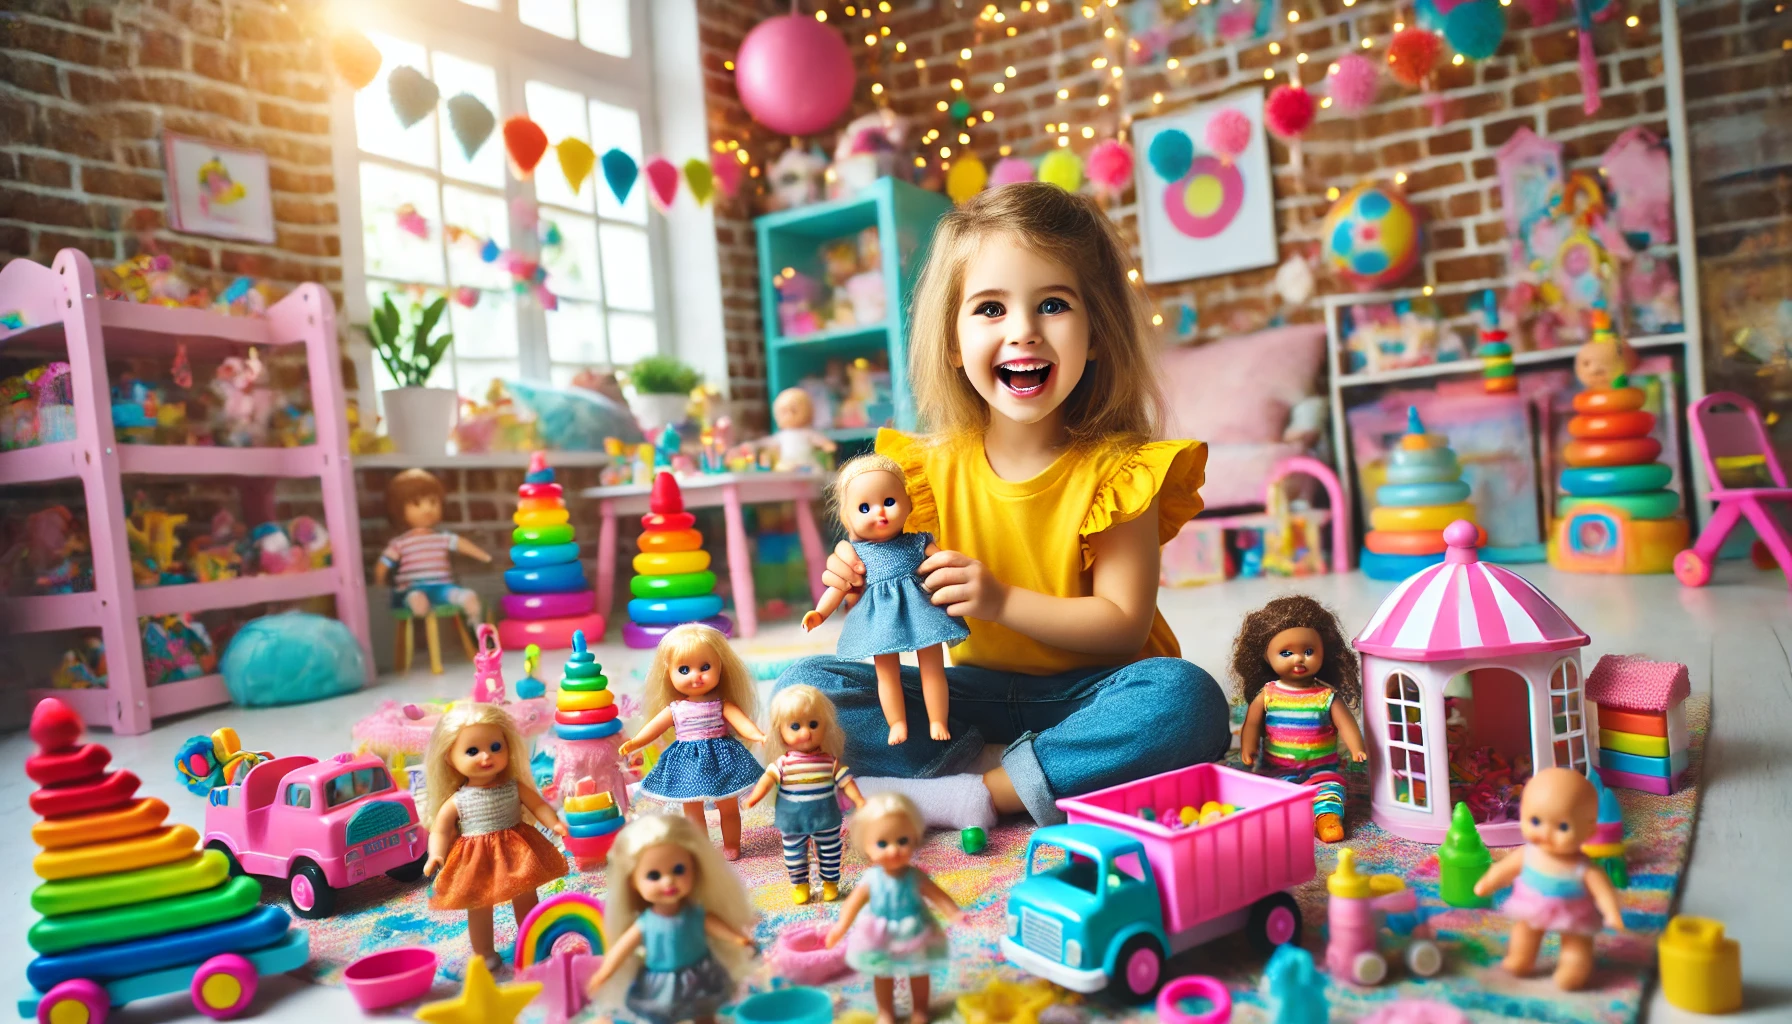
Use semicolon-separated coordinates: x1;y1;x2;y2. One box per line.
1086;139;1135;195
1329;53;1380;113
1265;84;1317;140
990;156;1035;186
1387;27;1444;88
1204;109;1253;164
1445;0;1508;61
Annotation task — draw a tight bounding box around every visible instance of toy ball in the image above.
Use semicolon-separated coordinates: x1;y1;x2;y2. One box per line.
1265;84;1317;139
1445;0;1508;60
221;612;366;707
734;15;856;136
1322;182;1423;286
1147;127;1195;181
990;156;1035;186
1387;27;1444;88
1204;109;1252;164
1330;53;1381;113
1086;139;1134;195
1038;148;1083;192
946;153;989;203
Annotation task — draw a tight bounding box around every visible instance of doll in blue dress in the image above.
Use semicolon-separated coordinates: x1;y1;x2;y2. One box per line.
803;454;970;745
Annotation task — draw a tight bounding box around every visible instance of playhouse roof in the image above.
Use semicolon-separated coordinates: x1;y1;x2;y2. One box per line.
1585;654;1690;712
1355;521;1589;662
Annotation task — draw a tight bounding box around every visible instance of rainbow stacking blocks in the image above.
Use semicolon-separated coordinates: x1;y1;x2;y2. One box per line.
500;451;606;650
561;779;624;870
23;697;307;1020
553;630;619;743
1584;771;1629;888
1362;408;1486;581
1550;363;1689;574
623;471;731;649
1587;654;1690;795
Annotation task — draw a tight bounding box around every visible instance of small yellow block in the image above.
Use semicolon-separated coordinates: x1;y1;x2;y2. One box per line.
1658;916;1742;1014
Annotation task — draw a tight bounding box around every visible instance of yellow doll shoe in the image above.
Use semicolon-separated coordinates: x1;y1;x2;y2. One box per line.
822;881;840;901
792;884;811;905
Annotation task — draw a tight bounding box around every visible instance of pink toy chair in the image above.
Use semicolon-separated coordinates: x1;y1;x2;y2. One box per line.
1674;392;1792;591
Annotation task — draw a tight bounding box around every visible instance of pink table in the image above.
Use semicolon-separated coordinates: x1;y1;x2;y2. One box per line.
580;471;829;639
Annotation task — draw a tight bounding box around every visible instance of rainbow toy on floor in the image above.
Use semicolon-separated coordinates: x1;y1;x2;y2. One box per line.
512;892;605;1024
1586;654;1690;795
548;629;632;831
22;697;309;1021
499;451;606;650
623;471;731;648
1362;408;1486;581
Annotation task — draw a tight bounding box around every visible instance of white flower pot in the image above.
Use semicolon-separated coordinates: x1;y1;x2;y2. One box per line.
631;392;690;434
381;386;457;456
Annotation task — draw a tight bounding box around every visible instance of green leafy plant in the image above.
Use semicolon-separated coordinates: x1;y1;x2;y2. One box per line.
361;294;454;389
629;354;701;395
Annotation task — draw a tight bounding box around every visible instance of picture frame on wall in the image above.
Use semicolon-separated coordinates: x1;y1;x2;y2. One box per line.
1132;86;1279;285
162;132;276;243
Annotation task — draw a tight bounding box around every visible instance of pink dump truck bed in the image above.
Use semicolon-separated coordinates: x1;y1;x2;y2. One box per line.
1059;762;1315;939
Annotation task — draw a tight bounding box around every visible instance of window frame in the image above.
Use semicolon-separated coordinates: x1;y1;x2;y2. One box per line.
1382;671;1430;813
1548;658;1591;774
331;0;667;409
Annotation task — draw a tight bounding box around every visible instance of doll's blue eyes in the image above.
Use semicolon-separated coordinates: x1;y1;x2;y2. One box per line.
810;720;819;729
883;497;896;507
464;747;479;757
1530;816;1542;827
673;863;687;875
678;666;688;674
489;741;502;752
859;502;871;513
876;839;887;848
1558;822;1570;832
898;836;910;846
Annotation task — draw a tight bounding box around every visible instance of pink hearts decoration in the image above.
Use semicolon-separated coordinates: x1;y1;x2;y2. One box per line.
644;157;680;211
710;152;744;199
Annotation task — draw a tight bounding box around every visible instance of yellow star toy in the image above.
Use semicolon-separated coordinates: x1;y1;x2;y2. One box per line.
415;956;542;1024
955;977;1058;1024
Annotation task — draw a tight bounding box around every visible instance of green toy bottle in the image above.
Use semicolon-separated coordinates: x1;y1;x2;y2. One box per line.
1438;801;1493;908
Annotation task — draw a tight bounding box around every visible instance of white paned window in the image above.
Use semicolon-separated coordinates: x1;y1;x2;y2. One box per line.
1549;659;1591;774
1384;673;1429;811
515;0;630;56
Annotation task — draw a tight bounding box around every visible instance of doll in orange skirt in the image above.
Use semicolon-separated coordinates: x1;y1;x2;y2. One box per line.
423;701;569;969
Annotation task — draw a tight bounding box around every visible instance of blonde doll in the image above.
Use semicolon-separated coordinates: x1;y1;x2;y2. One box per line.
586;814;758;1024
825;792;960;1024
619;623;767;859
803;455;969;744
777;181;1228;829
422;701;568;970
744;685;867;903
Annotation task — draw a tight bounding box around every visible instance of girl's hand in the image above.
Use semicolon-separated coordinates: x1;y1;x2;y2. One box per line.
824;924;847;949
1352;749;1369;763
551;818;569;836
617;737;640;757
821;541;865;607
919;549;1008;620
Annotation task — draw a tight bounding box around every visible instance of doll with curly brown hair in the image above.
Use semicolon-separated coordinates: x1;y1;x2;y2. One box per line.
1232;595;1365;843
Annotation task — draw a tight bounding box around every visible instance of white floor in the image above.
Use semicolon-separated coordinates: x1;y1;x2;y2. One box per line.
3;561;1788;1022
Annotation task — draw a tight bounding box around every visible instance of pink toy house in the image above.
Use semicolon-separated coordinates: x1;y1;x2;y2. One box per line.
1355;521;1593;846
1586;654;1690;795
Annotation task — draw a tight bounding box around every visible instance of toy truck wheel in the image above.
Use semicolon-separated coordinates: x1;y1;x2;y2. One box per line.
190;954;258;1019
386;853;428;883
1352;951;1389;986
1245;892;1302;954
1406;939;1444;978
205;840;244;877
287;861;336;919
37;978;108;1024
1107;935;1166;1004
1673;549;1711;587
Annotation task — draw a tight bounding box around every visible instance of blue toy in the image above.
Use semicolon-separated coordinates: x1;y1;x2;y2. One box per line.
219;612;366;707
1264;944;1328;1024
516;643;547;700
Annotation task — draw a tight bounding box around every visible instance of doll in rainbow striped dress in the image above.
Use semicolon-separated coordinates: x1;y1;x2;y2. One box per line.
1234;595;1367;843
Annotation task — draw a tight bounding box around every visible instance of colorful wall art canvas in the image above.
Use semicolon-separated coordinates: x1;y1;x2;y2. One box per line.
1133;88;1278;285
163;133;275;243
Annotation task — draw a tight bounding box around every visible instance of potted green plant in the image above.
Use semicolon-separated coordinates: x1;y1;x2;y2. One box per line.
362;294;457;455
627;355;701;433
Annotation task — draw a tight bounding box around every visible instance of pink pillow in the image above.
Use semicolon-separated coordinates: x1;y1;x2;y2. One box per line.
1160;324;1326;442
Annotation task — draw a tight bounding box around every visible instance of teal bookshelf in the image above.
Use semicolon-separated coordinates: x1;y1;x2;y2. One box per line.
755;177;952;437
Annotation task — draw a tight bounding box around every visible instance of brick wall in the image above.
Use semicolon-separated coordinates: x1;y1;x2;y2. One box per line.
0;0;342;302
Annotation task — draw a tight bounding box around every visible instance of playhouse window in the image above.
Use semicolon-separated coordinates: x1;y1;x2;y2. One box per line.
1384;672;1428;810
1548;659;1590;773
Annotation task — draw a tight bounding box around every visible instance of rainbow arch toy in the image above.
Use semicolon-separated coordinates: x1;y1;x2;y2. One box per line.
512;893;605;1024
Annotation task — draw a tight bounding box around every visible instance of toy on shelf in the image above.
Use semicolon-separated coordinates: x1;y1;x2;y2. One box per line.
1263;943;1329;1024
453;380;541;454
1362;408;1486;581
416;954;541;1024
1;361;76;451
1657;916;1742;1015
1673;391;1792;592
22;698;310;1022
1584;771;1628;887
3;505;91;595
201;751;426;918
173;727;272;796
143;613;215;685
1004;762;1313;1001
756;388;838;472
771;923;851;985
1586;653;1691;795
125;500;190;587
624;472;732;648
1480;298;1516;394
1340;298;1441;375
376;468;491;674
1472;768;1626;990
50;637;106;689
1155;975;1231;1024
498;452;605;650
1323;848;1443;985
188;510;246;582
212;347;276;447
512;892;606;1024
744;685;867;904
1357;521;1592;846
1437;802;1493;908
341;946;438;1013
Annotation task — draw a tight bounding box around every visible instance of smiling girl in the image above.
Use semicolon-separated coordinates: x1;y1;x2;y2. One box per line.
775;182;1230;827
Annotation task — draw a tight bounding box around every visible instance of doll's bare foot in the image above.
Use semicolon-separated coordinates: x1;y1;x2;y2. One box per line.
1555;935;1595;990
1502;922;1543;978
1316;813;1345;843
887;720;908;745
929;720;951;741
801;610;823;631
875;1013;897;1024
483;952;503;973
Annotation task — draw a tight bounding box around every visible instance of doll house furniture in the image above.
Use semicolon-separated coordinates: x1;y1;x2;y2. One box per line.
755;177;951;441
1673;391;1792;592
1354;521;1592;846
393;603;478;675
1586;654;1691;795
0;250;371;734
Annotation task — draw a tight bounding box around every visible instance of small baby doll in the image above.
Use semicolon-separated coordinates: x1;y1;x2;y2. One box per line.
743;684;867;904
422;701;568;970
826;792;961;1024
803;454;970;745
757;387;837;472
1233;595;1367;843
587;814;758;1024
1474;767;1625;990
374;468;492;625
619;623;767;859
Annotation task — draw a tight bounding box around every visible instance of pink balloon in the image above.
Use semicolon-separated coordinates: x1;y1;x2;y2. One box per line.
644;157;680;211
734;15;856;136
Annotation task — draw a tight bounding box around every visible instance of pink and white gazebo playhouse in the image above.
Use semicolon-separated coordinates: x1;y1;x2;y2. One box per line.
1354;521;1594;847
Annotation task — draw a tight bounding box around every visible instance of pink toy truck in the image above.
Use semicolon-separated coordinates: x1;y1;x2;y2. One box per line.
202;753;427;919
1003;763;1315;1002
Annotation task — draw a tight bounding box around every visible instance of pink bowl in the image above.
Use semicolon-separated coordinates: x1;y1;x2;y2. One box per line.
342;947;438;1011
770;923;850;985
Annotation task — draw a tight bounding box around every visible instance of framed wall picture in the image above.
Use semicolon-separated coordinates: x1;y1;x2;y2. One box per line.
163;133;276;243
1133;87;1279;284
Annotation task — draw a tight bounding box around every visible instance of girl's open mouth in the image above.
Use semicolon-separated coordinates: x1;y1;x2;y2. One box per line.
996;359;1053;397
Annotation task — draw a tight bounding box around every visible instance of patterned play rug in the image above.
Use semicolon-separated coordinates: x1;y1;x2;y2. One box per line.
297;697;1706;1023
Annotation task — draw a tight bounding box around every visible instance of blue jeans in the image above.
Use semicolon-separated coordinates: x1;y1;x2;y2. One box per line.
772;656;1231;824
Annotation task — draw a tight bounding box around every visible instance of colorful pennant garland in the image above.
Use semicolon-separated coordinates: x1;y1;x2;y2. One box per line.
445;93;496;160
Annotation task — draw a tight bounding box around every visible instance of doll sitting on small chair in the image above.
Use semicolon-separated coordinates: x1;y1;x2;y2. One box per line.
375;469;492;672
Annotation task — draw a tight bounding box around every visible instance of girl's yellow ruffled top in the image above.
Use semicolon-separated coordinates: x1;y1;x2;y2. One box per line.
876;429;1207;675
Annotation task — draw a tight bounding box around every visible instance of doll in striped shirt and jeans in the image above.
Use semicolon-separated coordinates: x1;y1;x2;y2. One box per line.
746;685;866;904
374;469;493;623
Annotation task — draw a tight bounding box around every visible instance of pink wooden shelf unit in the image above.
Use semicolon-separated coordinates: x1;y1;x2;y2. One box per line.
0;250;372;734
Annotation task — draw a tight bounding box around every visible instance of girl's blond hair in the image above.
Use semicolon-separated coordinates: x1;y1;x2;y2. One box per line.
906;181;1165;448
830;453;907;533
641;623;758;731
422;701;533;822
595;814;756;1001
761;684;845;763
849;791;927;856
